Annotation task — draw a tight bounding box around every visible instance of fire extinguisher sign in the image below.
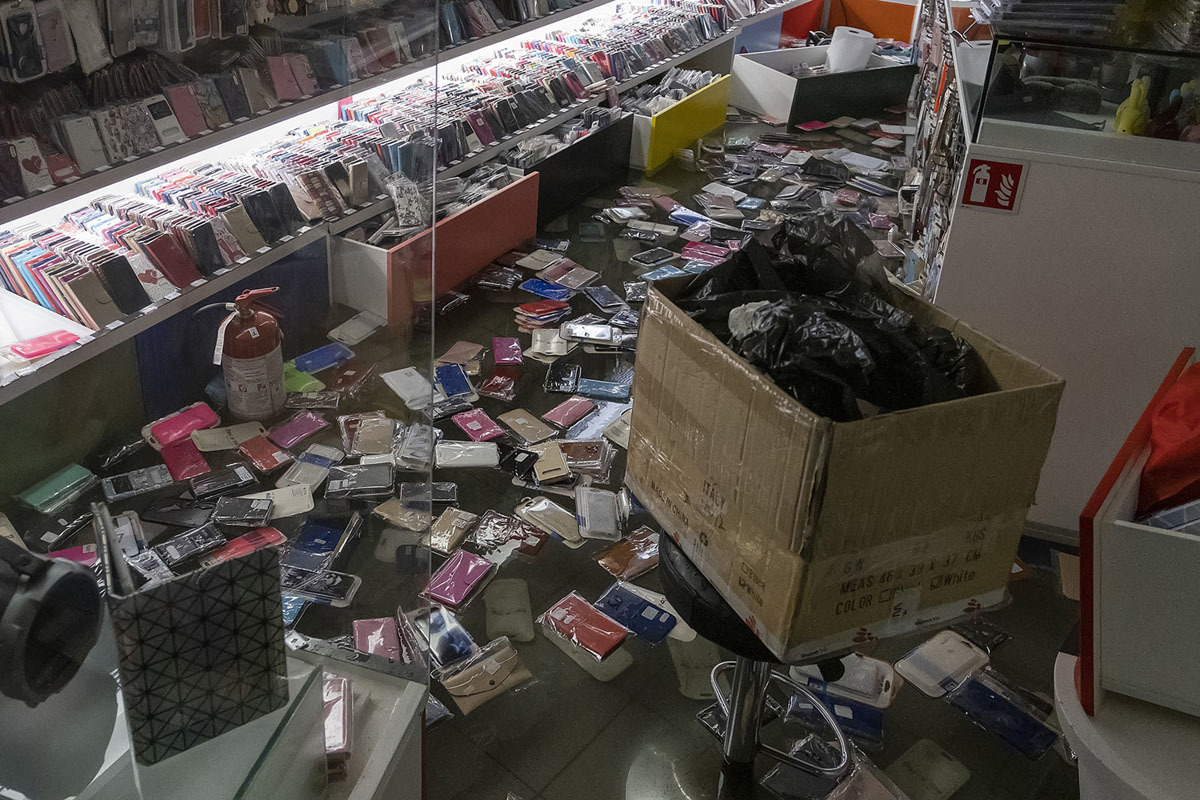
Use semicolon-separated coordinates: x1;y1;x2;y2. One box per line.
961;158;1027;213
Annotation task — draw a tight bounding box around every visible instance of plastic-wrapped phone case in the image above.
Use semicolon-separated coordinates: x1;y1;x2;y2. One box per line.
337;411;393;456
425;605;480;667
425;549;494;608
478;367;520;401
238;435;294;473
542;396;595;427
276;444;344;491
946;669;1059;759
895;630;989;698
325;463;394;499
144;402;220;449
492;336;523;365
575;486;623;540
595;526;660;580
435;441;499;468
353;617;401;660
451;408;505;442
540;591;628;661
268;411;330;449
593;583;676;644
373;496;432;532
514;496;581;547
428;507;479;555
435;636;533;714
497;408;555;444
787;684;885;752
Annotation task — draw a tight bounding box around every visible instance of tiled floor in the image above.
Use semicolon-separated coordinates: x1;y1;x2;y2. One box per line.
426;566;1081;800
422;123;1083;799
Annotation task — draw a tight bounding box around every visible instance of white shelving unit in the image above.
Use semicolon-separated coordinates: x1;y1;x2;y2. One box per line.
916;0;1200;541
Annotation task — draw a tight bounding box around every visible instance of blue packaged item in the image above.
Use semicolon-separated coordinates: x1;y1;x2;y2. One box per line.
435;363;473;398
519;278;575;300
576;378;631;401
280;517;345;572
786;685;884;751
593;583;676;644
947;670;1059;759
640;265;689;281
294;342;354;374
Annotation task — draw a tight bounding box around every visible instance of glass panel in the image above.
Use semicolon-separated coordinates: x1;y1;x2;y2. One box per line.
0;0;438;796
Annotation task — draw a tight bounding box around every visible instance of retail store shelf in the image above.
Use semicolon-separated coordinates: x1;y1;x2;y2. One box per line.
0;0;619;228
0;219;333;404
0;25;739;405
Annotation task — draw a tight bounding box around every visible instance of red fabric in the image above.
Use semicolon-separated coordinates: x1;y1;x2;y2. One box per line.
1139;363;1200;515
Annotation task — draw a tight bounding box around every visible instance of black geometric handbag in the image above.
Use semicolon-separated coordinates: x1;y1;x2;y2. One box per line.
102;529;289;765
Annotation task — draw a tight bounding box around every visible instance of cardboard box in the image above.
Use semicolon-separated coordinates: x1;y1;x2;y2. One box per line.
626;281;1063;661
730;46;917;129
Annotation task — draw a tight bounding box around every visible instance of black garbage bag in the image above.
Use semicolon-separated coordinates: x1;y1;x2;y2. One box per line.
727;297;977;421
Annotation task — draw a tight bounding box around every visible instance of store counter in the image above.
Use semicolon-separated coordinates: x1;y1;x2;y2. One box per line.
1054;652;1200;800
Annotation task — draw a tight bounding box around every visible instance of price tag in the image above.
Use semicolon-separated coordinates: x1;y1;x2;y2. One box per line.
256;246;272;254
280;234;294;242
190;278;206;287
236;257;251;265
150;146;164;153
77;335;94;345
105;320;125;331
198;129;213;136
63;176;81;184
165;291;181;301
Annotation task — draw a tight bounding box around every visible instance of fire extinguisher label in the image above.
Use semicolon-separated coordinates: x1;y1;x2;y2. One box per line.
224;347;286;420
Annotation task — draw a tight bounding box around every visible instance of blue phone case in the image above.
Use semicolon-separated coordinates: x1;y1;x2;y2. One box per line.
294;342;354;374
593;583;676;644
435;363;473;398
948;673;1058;758
281;518;344;571
640;265;689;281
786;685;884;750
576;378;631;400
519;278;574;300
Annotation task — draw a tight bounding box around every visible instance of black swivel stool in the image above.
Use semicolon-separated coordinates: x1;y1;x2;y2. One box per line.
658;532;852;779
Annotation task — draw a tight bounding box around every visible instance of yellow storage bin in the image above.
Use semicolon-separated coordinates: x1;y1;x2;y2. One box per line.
631;75;731;174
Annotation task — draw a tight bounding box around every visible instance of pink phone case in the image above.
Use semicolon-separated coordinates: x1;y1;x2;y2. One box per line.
161;439;211;481
425;550;494;608
268;411;330;449
165;84;208;137
492;336;523;365
267;56;304;101
10;330;78;358
150;402;220;448
287;54;319;96
542;396;595;428
451;409;504;442
353;617;401;660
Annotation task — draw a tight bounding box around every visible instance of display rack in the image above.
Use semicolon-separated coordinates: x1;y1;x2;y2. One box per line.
0;0;623;228
0;17;741;405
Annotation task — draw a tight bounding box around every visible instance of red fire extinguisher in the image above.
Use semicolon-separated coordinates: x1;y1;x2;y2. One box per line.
213;287;286;421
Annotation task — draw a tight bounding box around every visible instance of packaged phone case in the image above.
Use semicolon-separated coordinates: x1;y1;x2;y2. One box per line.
425;549;494;609
211;496;274;528
531;442;570;484
435;636;533;715
575;486;622;540
540;591;628;661
373;497;432;533
280;567;361;607
895;630;989;699
240;484;314;519
190;422;266;452
477;367;519;402
153;523;227;568
542;361;581;394
514;496;580;547
353;617;401;660
593;582;676;644
276;443;344;491
199;527;286;568
294;342;354;374
325;463;394;499
595;526;660;580
144;402;220;449
268;411;330;449
451;408;504;442
498;408;555;444
425;605;480;668
491;336;523;365
485;579;535;642
946;669;1059;759
542;396;594;427
238;435;294;473
189;463;257;499
435;441;499;468
428;507;479;555
161;439;211;482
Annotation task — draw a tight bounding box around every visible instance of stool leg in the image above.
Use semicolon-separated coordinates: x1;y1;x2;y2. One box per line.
723;658;771;767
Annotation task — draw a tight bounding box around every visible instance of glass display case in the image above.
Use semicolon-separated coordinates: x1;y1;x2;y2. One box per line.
966;7;1200;167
